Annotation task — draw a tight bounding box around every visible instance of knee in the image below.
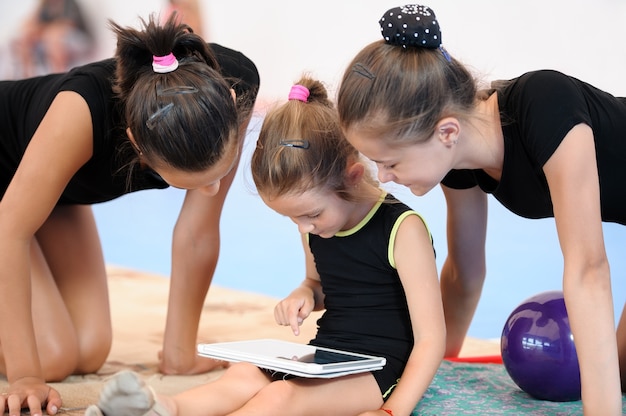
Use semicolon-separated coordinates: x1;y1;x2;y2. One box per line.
40;338;80;382
74;325;113;374
252;378;298;409
221;362;274;395
224;362;268;383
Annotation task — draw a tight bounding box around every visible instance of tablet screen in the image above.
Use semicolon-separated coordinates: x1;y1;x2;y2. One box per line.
278;349;370;364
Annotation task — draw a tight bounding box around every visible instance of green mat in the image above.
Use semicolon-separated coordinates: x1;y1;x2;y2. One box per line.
413;360;626;415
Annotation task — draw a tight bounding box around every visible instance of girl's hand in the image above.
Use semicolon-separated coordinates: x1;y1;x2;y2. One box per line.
274;287;315;336
0;377;62;416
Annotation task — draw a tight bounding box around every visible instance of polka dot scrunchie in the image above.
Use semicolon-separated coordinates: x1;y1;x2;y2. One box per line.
379;4;451;61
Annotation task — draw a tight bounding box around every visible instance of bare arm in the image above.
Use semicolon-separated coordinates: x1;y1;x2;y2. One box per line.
439;184;488;357
374;214;446;416
0;91;93;415
159;115;250;375
274;234;325;336
543;123;621;415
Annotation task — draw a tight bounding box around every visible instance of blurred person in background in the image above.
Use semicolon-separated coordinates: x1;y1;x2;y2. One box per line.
11;0;94;78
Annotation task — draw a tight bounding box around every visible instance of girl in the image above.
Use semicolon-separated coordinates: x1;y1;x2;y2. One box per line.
83;77;445;416
0;13;258;416
337;4;625;415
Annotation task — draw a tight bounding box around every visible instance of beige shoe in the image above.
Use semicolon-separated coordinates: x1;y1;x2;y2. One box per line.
84;405;104;416
84;370;171;416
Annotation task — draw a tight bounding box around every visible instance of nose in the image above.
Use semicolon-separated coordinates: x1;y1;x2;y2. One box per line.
377;169;395;184
296;221;315;234
198;181;220;196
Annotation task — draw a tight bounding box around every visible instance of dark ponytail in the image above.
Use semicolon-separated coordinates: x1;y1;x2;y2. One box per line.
109;14;238;172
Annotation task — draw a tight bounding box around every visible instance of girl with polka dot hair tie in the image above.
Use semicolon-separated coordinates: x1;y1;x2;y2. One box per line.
338;4;626;415
83;76;445;416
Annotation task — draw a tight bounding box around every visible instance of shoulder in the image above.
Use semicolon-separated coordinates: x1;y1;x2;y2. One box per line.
500;70;575;101
58;59;116;99
208;43;260;89
58;59;119;151
517;69;572;83
499;69;590;129
499;70;594;166
383;194;430;236
502;70;584;104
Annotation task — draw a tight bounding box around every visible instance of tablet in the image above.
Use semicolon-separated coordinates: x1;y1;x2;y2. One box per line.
197;339;386;378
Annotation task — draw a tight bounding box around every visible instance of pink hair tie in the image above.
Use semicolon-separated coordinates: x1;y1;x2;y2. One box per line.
288;84;310;102
152;53;179;73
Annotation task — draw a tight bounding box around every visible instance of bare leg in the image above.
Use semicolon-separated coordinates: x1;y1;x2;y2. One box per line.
88;362;382;416
225;371;382;416
0;238;80;380
87;363;273;416
36;205;112;375
0;205;112;380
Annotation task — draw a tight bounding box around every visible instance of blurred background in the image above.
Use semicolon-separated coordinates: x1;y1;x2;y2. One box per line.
1;0;625;339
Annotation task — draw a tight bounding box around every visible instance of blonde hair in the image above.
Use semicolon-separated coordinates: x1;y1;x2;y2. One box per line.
251;76;375;201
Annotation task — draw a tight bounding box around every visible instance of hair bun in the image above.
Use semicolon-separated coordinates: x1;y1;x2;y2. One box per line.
379;4;442;48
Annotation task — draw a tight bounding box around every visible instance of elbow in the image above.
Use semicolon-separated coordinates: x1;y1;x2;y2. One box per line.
441;257;486;294
562;255;611;297
415;326;447;362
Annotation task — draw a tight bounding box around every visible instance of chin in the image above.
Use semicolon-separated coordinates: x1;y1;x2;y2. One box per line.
408;184;433;196
316;231;336;239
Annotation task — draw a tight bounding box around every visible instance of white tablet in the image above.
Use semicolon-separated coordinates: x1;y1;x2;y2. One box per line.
197;339;386;378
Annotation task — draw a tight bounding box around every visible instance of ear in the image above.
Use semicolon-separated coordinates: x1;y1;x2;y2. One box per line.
345;162;365;187
126;127;141;154
436;117;460;147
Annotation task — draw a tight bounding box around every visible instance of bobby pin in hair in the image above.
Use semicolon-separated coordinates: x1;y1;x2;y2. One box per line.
157;86;200;97
352;63;375;80
279;139;310;149
439;46;452;63
146;103;174;130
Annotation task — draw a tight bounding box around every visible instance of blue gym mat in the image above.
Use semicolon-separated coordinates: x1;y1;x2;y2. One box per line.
413;360;626;415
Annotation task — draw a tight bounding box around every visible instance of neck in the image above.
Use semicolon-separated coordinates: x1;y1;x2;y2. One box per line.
343;183;383;231
462;93;504;180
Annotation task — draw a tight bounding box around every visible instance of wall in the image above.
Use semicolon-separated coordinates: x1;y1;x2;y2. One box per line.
2;0;625;105
2;1;626;338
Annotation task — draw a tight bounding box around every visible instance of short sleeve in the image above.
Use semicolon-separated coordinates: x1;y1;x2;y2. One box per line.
504;70;591;167
209;43;260;116
441;169;479;189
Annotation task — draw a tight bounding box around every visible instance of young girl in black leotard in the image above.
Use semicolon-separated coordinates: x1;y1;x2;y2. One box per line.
83;76;444;416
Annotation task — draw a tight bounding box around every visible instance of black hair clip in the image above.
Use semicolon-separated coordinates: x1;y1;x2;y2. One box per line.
157;86;199;97
352;63;376;80
279;139;310;149
146;103;174;130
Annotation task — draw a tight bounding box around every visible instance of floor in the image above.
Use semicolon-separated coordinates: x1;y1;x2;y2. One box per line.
92;116;626;339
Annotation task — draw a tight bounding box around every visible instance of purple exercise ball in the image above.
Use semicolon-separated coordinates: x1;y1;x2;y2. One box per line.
500;290;581;402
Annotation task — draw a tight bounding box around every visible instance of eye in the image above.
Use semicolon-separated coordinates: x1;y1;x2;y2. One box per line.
307;212;321;219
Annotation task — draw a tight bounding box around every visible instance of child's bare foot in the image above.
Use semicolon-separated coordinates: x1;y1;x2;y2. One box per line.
83;370;171;416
